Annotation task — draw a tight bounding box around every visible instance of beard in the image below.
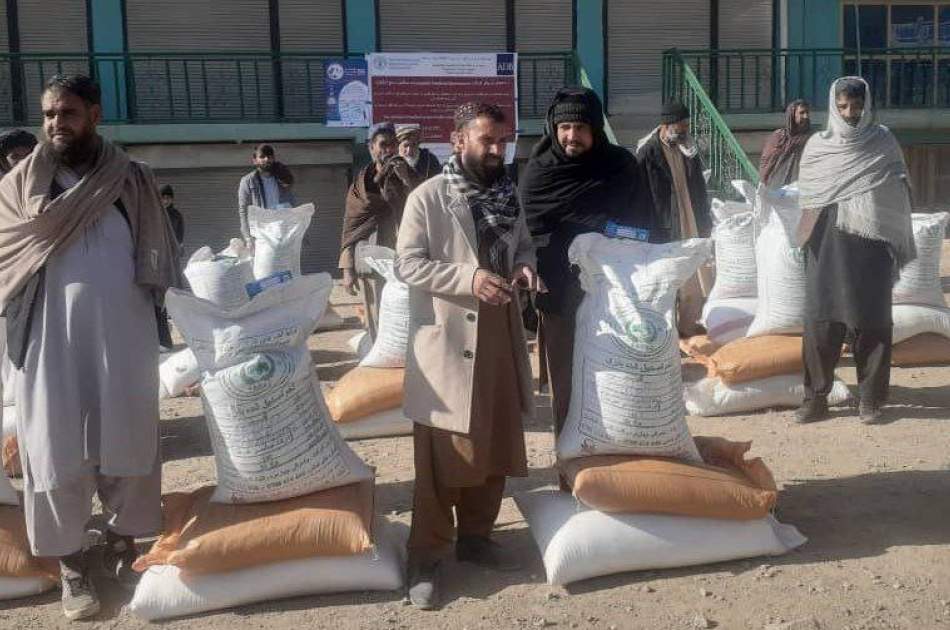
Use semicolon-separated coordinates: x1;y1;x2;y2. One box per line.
461;150;505;186
50;128;98;167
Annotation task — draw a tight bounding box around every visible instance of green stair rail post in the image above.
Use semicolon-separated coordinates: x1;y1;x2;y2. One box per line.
663;48;759;200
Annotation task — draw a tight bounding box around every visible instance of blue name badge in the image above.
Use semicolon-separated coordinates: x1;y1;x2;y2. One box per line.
604;221;650;242
246;271;293;299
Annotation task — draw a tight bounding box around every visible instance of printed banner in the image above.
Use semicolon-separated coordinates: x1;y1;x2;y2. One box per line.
324;58;370;127
366;52;518;162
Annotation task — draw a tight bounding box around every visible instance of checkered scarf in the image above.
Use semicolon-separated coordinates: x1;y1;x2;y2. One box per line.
443;154;520;276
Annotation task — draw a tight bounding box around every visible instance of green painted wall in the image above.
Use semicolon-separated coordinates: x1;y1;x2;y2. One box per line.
785;0;842;107
345;0;377;54
89;0;128;120
575;0;604;105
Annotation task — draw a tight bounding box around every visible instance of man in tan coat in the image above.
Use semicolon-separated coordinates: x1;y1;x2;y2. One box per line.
395;102;541;610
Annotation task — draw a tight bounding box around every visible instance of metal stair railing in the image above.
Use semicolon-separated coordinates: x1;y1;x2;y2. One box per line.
663;48;759;200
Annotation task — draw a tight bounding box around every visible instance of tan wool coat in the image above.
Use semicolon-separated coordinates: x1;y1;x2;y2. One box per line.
395;174;536;435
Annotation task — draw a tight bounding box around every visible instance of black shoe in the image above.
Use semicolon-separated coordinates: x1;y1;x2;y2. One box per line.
102;531;140;590
859;400;884;425
407;560;440;610
60;552;100;621
455;536;521;572
794;398;829;424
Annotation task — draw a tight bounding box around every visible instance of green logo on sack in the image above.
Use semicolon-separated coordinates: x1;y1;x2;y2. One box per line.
612;302;671;359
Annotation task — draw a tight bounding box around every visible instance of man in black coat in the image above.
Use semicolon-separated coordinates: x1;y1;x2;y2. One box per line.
520;87;652;455
636;101;712;335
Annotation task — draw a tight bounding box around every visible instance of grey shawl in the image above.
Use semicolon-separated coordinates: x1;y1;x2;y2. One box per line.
798;76;915;267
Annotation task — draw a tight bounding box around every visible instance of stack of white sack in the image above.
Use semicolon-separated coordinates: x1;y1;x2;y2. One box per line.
0;323;19;476
890;212;950;365
161;240;255;400
247;203;345;332
358;247;410;369
686;185;850;416
0;474;57;600
702;181;759;345
519;233;806;585
133;275;401;620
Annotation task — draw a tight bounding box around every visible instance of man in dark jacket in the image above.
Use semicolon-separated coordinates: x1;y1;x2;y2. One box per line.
159;184;184;246
636;101;712;335
0;129;38;176
521;87;652;452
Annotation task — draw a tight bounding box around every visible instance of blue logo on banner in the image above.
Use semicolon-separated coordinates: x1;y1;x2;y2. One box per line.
496;53;515;76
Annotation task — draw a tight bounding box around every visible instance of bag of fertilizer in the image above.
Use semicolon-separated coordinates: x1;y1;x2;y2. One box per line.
892;212;949;307
359;247;410;368
892;304;950;343
891;333;950;367
183;241;255;310
684;373;851;417
158;349;201;399
129;518;405;621
746;189;806;337
336;409;414;441
249;203;315;279
516;491;806;586
707;212;757;302
557;234;712;462
0;499;57;600
701;297;758;345
166;274;373;504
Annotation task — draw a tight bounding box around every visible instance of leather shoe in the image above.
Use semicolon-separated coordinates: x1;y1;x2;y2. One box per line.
407;560;440;610
456;536;521;572
794;398;829;424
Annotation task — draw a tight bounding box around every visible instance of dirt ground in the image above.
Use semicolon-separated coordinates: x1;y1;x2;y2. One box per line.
1;270;949;630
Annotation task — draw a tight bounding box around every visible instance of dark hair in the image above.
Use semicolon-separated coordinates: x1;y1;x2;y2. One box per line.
254;143;275;157
0;129;37;155
453;102;506;132
44;74;101;106
835;79;866;101
369;122;396;143
159;184;174;197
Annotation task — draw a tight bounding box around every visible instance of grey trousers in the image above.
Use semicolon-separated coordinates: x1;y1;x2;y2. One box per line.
23;456;162;557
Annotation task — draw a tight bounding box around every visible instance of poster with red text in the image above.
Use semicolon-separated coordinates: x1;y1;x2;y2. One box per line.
366;52;518;163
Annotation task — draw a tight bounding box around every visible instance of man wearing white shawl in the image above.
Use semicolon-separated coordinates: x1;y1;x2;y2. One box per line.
794;77;915;425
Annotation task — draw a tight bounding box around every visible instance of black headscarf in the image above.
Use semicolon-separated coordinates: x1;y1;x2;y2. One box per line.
520;87;649;315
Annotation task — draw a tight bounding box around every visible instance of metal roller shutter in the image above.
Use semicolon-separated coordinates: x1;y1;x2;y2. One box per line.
515;0;572;52
153;164;349;276
0;2;10;122
378;0;507;52
125;0;274;121
718;0;773;111
515;0;573;115
17;0;89;123
279;0;345;120
608;0;710;114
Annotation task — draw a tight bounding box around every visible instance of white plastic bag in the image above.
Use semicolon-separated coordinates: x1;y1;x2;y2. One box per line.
336;409;414;441
158;349;200;399
359;247;410;369
558;234;711;462
129;519;405;621
166;275;373;503
707;212;757;301
183;242;255;310
746;195;806;337
701;297;758;345
249;203;315;279
517;491;806;586
685;374;852;417
892;212;949;307
0;576;55;601
892;304;950;344
347;331;373;360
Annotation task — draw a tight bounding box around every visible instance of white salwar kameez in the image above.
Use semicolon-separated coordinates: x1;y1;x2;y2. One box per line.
15;168;161;556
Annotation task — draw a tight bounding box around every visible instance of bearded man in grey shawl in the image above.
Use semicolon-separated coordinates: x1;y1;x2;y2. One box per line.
0;75;181;620
794;77;915;426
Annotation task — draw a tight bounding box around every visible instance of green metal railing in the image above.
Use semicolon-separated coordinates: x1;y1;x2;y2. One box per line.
664;50;759;199
0;50;577;126
663;47;950;113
